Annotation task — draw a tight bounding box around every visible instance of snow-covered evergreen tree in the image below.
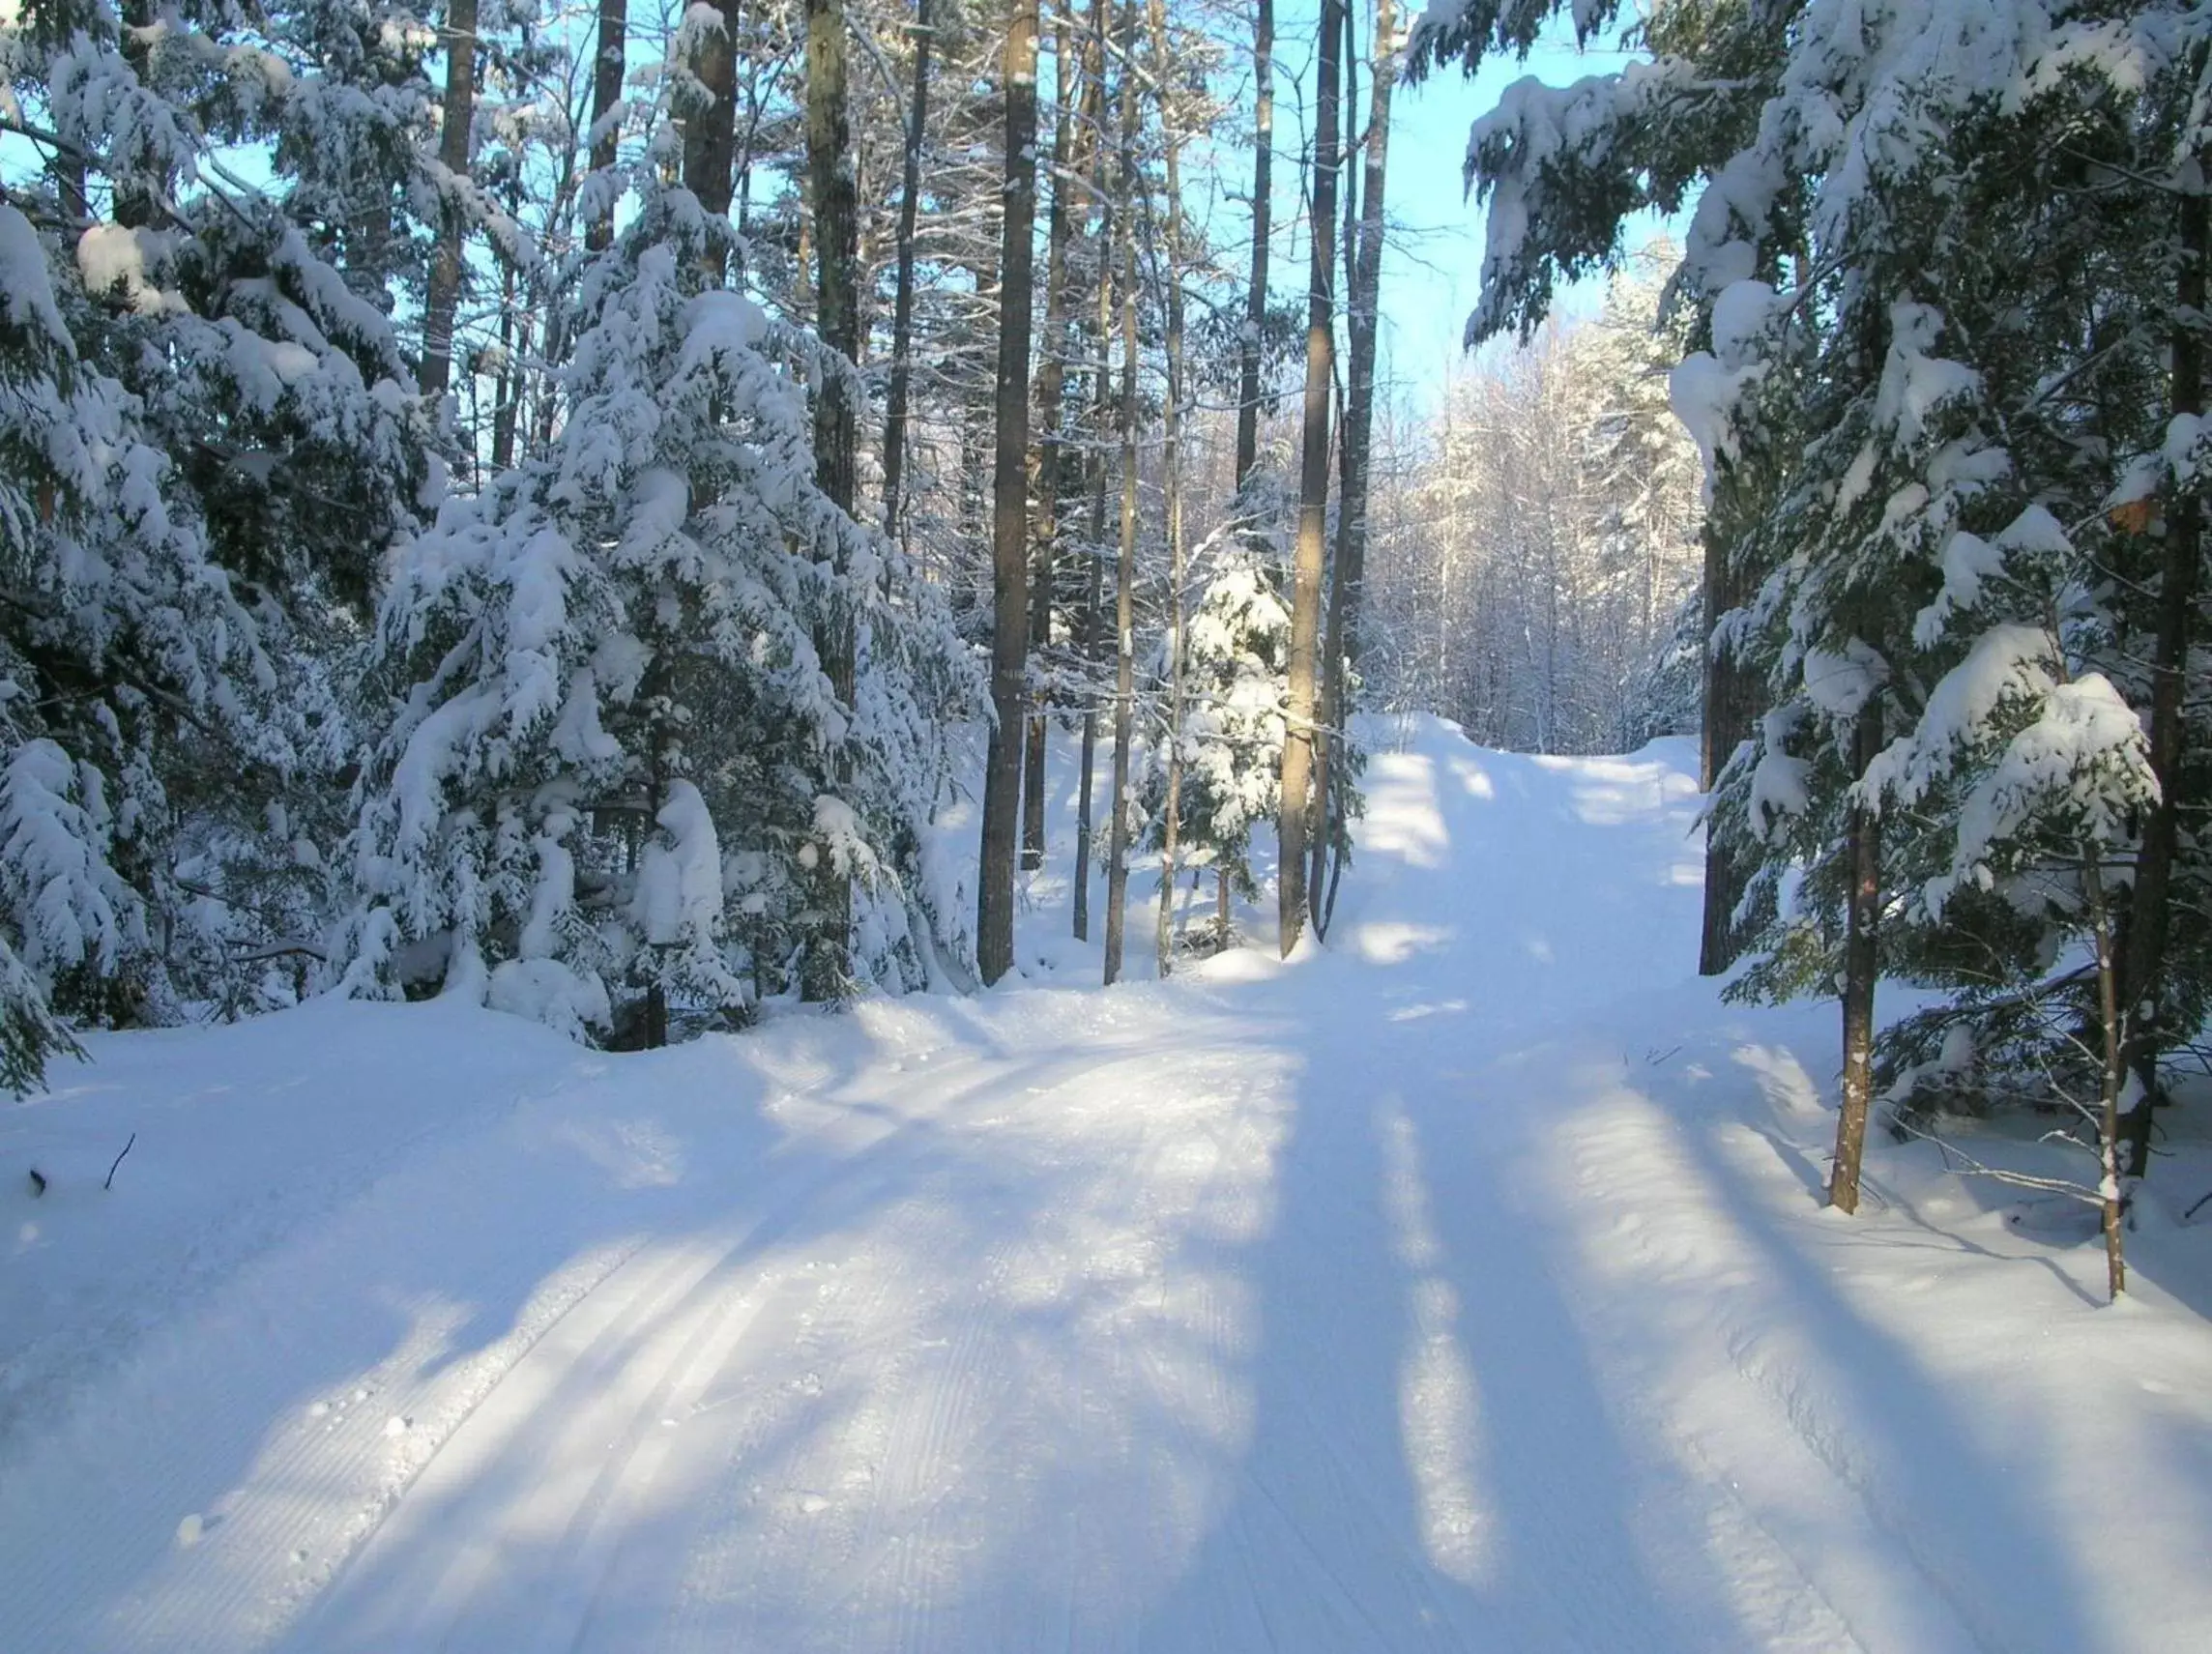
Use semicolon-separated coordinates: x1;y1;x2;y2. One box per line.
1141;527;1291;941
343;156;980;1034
0;0;435;1079
1414;0;2212;1249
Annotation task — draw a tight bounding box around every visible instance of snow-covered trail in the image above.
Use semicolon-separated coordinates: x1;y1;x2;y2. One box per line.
7;719;2212;1652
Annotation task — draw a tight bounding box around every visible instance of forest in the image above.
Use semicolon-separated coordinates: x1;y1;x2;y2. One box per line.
0;0;1712;1073
9;0;2211;1292
5;0;2212;1644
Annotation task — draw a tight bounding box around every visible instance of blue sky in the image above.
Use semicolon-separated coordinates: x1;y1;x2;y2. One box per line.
1381;25;1644;399
0;1;1657;421
1193;1;1648;413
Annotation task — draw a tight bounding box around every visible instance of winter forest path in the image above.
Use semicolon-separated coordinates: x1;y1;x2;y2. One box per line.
6;719;2212;1651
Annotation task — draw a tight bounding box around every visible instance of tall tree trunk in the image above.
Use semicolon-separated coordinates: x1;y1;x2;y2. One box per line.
1310;0;1393;938
2119;176;2207;1179
1276;0;1344;957
1234;0;1273;493
1074;0;1114;943
976;0;1042;985
684;0;739;280
802;0;859;1000
421;0;478;399
639;0;739;1029
1827;703;1883;1214
491;168;523;468
1023;13;1090;873
1075;456;1107;939
587;0;627;251
1103;0;1141;985
1308;0;1354;931
1149;0;1188;977
880;0;932;540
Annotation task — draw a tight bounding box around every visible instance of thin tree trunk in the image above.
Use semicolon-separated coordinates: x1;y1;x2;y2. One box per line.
880;0;932;540
1074;455;1107;941
1103;0;1141;985
1313;0;1389;931
491;166;522;468
1075;523;1105;938
801;0;859;999
1300;0;1353;928
1277;0;1344;957
976;0;1041;985
1149;0;1188;977
491;267;518;468
1700;523;1760;973
1023;13;1090;873
1234;0;1273;493
587;0;627;251
1308;0;1356;929
1073;0;1114;943
2119;177;2207;1179
2089;854;2129;1299
1827;703;1883;1214
421;0;478;399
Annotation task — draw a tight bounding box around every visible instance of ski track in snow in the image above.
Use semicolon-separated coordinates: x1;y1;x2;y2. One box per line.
5;718;2212;1652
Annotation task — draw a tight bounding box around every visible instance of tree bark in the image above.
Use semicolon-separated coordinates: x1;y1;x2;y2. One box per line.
491;198;520;469
801;0;859;1000
880;0;932;541
1309;0;1355;932
684;0;739;280
421;0;478;399
1234;0;1273;493
2119;177;2207;1179
1827;703;1884;1214
1103;0;1141;985
2081;836;2131;1298
1149;0;1188;976
1073;0;1114;943
1311;0;1392;935
1699;520;1761;973
976;0;1042;985
587;0;627;251
1023;12;1091;874
1277;0;1344;957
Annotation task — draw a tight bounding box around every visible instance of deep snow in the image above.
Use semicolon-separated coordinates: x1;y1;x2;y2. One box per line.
5;715;2211;1652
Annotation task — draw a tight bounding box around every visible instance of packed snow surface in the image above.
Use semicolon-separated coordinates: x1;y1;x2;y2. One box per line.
6;715;2211;1652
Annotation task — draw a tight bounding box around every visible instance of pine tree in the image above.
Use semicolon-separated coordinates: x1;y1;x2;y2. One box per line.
344;169;978;1032
1142;524;1291;949
2;0;435;1058
1412;0;2212;1270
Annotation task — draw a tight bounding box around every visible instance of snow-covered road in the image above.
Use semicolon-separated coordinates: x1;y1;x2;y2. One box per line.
7;719;2212;1651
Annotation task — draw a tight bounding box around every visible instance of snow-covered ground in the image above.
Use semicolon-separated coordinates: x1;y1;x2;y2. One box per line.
6;715;2211;1653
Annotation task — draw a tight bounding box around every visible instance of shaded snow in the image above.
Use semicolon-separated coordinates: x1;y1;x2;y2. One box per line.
3;715;2210;1652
